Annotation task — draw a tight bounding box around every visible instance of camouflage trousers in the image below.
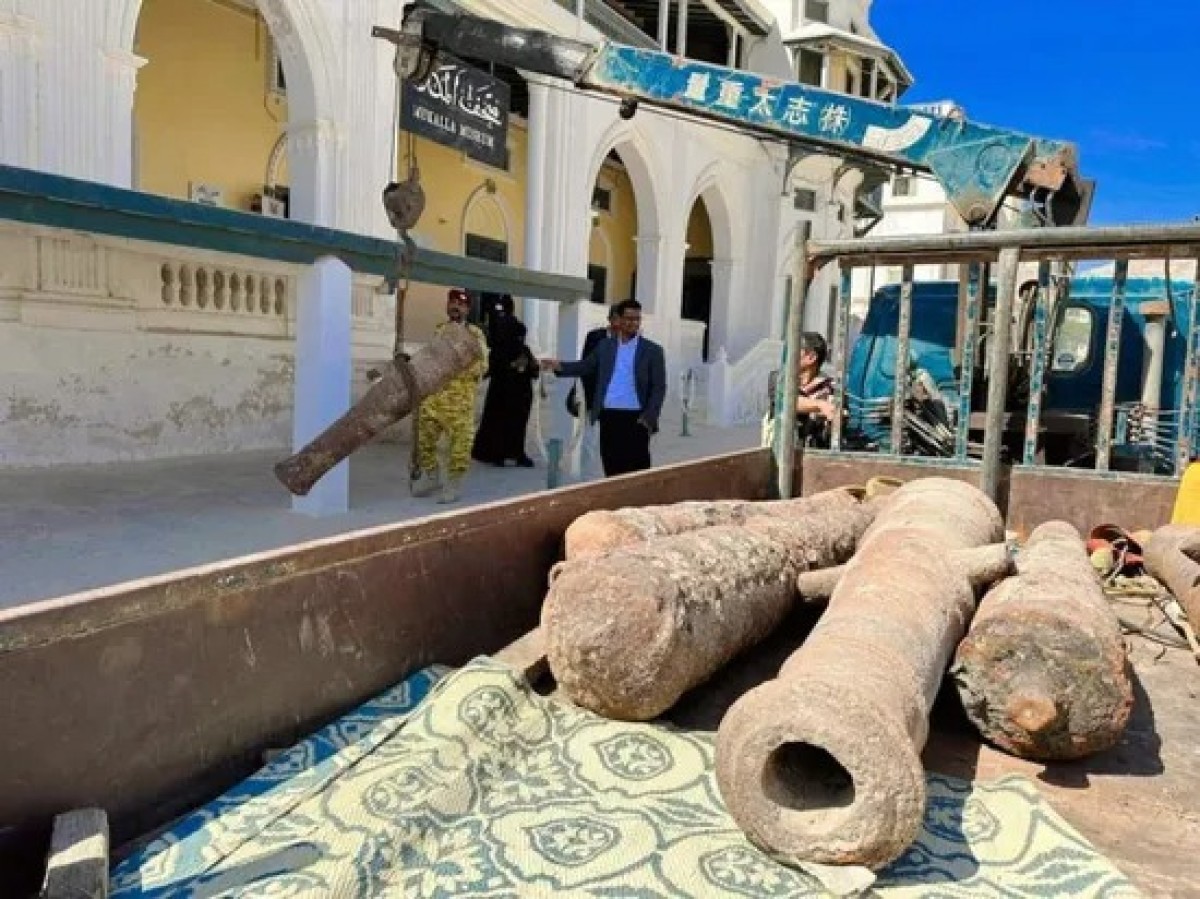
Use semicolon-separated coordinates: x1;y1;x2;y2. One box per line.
416;406;474;480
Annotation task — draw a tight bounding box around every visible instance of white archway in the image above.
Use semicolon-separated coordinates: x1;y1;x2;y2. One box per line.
682;163;738;361
583;119;665;313
123;0;340;225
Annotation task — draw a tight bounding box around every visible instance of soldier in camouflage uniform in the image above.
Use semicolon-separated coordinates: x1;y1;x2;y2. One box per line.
413;288;488;503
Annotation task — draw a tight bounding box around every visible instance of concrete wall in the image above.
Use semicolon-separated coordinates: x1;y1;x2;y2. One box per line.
0;221;393;467
1;326;294;466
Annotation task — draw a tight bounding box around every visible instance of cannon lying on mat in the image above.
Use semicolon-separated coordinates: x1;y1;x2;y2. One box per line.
952;521;1133;762
715;478;1011;871
543;487;879;720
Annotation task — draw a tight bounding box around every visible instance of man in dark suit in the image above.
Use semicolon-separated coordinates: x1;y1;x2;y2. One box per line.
544;299;667;477
567;303;620;418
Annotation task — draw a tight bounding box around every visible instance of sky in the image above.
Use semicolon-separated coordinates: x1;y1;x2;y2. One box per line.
871;0;1200;226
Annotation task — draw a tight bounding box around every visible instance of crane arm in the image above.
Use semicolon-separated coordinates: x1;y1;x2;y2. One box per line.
376;3;1091;228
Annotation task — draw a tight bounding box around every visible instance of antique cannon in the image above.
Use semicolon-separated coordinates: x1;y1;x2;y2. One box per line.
715;478;1009;870
544;494;878;720
274;324;483;496
952;521;1132;761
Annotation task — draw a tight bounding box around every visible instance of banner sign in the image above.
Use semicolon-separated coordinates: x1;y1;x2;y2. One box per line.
401;54;510;169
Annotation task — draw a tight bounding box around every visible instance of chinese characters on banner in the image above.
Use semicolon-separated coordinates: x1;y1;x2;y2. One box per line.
679;68;851;137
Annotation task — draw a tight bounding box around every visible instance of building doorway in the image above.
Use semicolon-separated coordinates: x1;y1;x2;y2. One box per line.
682;197;715;361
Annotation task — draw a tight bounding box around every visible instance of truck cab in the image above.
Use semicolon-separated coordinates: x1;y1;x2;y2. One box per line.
845;276;1194;470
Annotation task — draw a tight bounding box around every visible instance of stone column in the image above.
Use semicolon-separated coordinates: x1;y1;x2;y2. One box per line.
287;119;343;228
23;0;146;186
522;78;550;343
0;12;40;170
103;48;146;188
634;234;664;311
709;256;737;360
652;231;687;396
329;0;392;237
292;256;353;515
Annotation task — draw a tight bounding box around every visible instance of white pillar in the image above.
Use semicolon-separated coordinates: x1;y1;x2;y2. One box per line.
675;0;689;58
287;119;342;227
0;13;41;170
709;256;739;360
523;79;549;336
292;256;353;516
634;234;664;311
22;1;146;186
330;0;392;237
657;0;670;49
103;48;146;188
727;29;740;68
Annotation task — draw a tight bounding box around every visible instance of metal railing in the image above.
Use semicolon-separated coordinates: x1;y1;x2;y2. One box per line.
774;221;1200;499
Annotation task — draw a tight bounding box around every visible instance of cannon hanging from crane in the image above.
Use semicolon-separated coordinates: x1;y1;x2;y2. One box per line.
281;5;1093;497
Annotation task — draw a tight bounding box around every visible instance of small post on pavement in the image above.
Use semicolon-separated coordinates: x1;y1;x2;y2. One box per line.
547;437;563;489
775;244;809;499
680;368;694;436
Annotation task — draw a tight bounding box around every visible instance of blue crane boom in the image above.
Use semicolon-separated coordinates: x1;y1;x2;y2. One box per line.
376;3;1092;229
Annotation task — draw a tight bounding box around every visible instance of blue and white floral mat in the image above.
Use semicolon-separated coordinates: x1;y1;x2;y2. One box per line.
111;657;1141;897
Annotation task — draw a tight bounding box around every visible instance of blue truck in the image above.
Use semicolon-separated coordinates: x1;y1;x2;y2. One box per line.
845;273;1192;472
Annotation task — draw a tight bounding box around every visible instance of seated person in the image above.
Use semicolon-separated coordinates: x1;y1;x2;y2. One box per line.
764;332;837;448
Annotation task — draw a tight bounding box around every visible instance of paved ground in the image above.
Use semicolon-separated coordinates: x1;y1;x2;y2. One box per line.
0;414;760;609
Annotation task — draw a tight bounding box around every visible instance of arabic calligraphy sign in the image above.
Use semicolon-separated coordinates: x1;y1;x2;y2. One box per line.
402;55;510;169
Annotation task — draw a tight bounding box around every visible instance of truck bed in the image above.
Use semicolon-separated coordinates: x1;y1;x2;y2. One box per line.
2;450;1195;895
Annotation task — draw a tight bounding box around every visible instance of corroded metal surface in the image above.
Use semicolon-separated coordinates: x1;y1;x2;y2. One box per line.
715;478;1006;870
545;500;875;720
953;521;1133;760
1144;524;1200;628
562;486;863;561
273;325;482;495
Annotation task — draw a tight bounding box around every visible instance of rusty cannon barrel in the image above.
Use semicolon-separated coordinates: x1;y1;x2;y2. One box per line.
563;486;867;561
1144;524;1200;627
715;478;1009;871
273;324;483;496
543;496;878;721
952;521;1133;761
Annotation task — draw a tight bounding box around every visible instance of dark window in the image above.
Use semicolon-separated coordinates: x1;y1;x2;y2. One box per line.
1051;306;1094;372
798;49;824;86
805;0;829;23
587;264;608;304
591;187;612;213
794;188;818;212
892;176;915;197
859;58;875;97
464;233;508;326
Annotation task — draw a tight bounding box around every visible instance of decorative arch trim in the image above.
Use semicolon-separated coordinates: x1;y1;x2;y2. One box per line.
584;118;663;241
685;161;737;262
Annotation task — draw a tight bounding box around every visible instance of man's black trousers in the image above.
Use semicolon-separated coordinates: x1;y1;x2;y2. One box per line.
598;410;651;477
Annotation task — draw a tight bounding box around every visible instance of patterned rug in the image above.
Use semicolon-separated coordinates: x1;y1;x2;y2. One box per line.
111;658;1141;898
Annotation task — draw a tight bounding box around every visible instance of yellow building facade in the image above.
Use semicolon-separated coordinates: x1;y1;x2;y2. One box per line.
132;0;641;343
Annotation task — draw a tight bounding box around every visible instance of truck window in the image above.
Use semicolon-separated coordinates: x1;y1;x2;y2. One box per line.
1051;307;1093;372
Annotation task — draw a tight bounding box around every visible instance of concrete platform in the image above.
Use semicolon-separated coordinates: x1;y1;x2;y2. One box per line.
0;416;760;609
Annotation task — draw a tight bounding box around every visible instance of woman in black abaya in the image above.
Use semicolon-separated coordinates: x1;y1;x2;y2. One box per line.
472;294;538;467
